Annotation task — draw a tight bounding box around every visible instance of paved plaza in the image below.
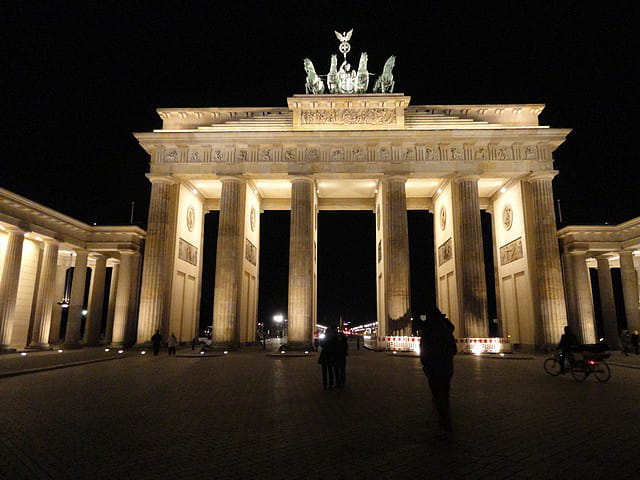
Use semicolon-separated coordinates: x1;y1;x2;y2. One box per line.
1;344;639;479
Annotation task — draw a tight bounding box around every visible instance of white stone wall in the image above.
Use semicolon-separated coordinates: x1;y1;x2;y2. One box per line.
10;239;40;346
491;181;535;345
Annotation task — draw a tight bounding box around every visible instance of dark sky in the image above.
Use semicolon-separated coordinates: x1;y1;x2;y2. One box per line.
2;2;637;328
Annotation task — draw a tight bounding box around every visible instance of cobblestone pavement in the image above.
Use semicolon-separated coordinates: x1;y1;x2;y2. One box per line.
1;346;639;479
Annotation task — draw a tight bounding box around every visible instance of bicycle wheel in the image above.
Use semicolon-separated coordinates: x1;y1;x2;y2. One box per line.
593;362;611;383
544;358;562;376
570;360;588;382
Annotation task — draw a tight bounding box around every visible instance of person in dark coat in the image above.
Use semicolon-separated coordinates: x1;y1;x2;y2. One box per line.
419;307;457;435
558;326;579;373
151;330;162;356
335;330;349;388
631;331;639;355
317;327;338;389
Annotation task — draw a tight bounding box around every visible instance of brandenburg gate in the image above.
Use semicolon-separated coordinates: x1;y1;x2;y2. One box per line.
133;34;571;350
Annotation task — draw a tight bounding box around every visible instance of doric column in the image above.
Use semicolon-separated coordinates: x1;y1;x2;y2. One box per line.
103;262;119;345
137;176;176;344
111;250;135;347
0;227;26;350
212;177;246;347
125;252;142;346
526;172;567;345
596;256;619;348
48;263;69;345
287;177;315;346
453;175;488;337
84;254;107;346
382;176;411;335
619;251;640;333
29;240;59;348
568;251;596;343
63;249;89;348
111;251;134;346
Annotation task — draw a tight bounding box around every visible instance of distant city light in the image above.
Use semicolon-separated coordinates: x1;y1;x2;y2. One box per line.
20;352;27;356
141;351;146;355
118;350;124;354
104;348;110;352
82;310;88;316
57;349;63;353
223;351;228;355
273;314;284;323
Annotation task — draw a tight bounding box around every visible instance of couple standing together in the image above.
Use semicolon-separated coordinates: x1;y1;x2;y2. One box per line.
317;326;349;389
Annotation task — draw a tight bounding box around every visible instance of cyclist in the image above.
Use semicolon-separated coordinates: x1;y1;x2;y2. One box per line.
558;326;579;374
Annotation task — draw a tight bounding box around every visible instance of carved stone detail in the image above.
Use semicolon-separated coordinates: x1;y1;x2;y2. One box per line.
245;238;257;266
438;237;452;266
300;108;396;125
500;237;523;266
178;238;198;266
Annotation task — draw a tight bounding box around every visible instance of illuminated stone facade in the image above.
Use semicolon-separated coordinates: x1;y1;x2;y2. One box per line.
0;189;145;351
559;218;640;347
134;93;571;349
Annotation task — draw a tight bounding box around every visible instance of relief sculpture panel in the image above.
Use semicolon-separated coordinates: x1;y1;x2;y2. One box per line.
500;237;523;266
301;108;396;125
438;237;452;266
178;238;198;266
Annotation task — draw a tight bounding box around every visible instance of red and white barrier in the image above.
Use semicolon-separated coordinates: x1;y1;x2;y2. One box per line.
368;336;512;354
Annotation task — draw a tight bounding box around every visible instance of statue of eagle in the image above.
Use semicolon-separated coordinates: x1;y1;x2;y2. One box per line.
335;29;353;43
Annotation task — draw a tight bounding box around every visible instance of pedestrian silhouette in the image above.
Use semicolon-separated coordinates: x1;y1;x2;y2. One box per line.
335;329;349;388
318;326;338;389
168;333;178;355
151;330;162;356
419;307;456;436
558;326;579;374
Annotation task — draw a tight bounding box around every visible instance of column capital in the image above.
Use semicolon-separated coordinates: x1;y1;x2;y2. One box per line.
288;175;314;184
145;174;177;185
453;173;480;183
218;175;245;184
619;250;634;259
383;174;408;183
526;170;559;183
2;224;28;235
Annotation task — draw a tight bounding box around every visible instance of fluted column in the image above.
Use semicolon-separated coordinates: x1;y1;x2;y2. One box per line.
84;254;107;346
619;251;640;333
526;172;567;345
287;177;315;346
0;228;26;350
125;252;142;346
212;177;246;347
103;262;119;345
111;251;134;346
382;176;411;335
48;263;68;345
453;175;488;337
596;256;619;348
137;177;176;343
569;251;596;343
29;240;59;348
63;249;89;348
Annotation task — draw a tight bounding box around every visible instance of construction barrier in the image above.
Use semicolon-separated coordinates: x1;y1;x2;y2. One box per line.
366;336;512;354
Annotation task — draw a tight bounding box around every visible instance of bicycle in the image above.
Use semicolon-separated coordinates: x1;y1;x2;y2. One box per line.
544;347;611;382
544;351;570;376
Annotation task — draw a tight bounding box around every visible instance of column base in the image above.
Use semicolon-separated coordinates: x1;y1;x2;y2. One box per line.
26;343;51;351
59;342;83;350
0;346;17;354
210;342;239;351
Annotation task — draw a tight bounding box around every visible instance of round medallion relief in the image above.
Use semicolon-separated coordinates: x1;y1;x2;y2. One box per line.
250;207;256;232
439;206;446;231
503;204;513;231
186;206;195;232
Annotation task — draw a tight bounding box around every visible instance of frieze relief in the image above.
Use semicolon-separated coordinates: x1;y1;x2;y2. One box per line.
245;238;257;266
158;142;546;165
178;238;198;266
438;237;452;266
300;108;396;125
500;237;523;266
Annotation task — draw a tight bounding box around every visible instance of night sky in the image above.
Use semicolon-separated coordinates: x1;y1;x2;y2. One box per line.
2;2;637;330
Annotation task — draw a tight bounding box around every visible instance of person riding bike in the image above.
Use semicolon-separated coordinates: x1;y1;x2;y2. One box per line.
558;326;579;374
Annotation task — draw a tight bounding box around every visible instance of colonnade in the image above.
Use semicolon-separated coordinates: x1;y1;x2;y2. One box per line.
0;188;145;351
562;247;640;348
133;170;570;349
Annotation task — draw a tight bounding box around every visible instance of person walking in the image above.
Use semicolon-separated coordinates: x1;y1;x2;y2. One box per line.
419;307;456;436
168;333;178;356
631;330;639;355
558;326;579;374
151;330;162;356
335;329;349;388
318;327;337;390
620;329;631;356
